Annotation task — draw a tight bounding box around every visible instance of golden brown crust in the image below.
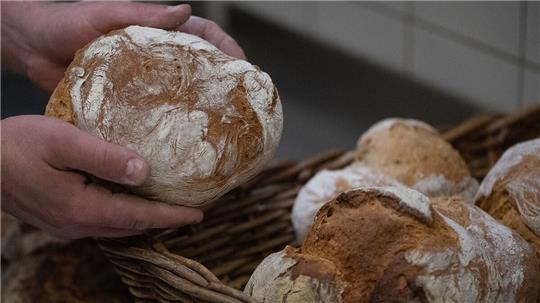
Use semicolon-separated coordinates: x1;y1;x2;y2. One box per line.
478;191;540;250
248;186;539;302
302;190;456;302
45;76;74;123
299;189;539;303
477;151;540;267
355;121;471;186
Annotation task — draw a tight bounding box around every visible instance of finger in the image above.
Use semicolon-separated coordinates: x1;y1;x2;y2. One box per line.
178;16;246;59
25;54;67;93
85;2;192;34
72;183;204;231
46;120;150;186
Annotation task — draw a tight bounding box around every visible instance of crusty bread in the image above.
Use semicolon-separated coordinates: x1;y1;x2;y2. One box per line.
292;118;479;244
247;187;540;302
45;26;283;207
355;118;478;202
476;138;540;258
291;163;405;243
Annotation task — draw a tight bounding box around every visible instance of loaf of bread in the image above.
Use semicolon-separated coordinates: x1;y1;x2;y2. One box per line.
45;26;283;207
292;118;479;243
291;164;405;242
476;138;540;258
247;187;540;302
355;118;478;202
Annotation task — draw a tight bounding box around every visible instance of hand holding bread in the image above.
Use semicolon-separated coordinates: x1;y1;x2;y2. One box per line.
1;115;204;239
2;2;279;239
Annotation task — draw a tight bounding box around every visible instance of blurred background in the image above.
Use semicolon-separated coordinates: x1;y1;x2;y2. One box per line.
2;1;539;159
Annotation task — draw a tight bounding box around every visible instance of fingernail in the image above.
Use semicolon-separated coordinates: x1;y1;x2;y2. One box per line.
194;212;204;224
125;158;145;185
167;4;189;12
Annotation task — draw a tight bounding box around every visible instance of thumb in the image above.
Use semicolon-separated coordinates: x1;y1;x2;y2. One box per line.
48;121;150;186
85;2;192;33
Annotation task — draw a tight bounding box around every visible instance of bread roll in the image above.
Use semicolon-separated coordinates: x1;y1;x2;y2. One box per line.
476;138;540;257
45;26;283;207
355;118;478;202
291;164;404;243
246;187;540;302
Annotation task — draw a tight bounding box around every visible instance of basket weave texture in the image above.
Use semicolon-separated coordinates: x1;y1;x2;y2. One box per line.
98;106;540;303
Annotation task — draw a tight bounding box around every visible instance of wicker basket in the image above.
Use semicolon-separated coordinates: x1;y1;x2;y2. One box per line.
98;105;540;303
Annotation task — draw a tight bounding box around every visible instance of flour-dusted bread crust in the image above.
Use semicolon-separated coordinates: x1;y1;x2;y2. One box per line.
244;246;345;302
292;118;478;244
355;118;478;202
247;187;540;303
476;138;540;257
46;26;283;207
291;164;405;243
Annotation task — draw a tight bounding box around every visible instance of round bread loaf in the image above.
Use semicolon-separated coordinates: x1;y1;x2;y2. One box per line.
45;26;283;207
291;163;405;243
292;118;478;244
355;118;478;202
476;138;540;258
246;187;540;302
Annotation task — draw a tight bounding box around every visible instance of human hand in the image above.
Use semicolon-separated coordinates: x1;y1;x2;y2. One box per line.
1;1;246;93
1;115;204;239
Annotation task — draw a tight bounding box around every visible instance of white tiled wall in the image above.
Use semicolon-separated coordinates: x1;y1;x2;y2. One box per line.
315;3;404;71
228;2;312;35
415;2;521;57
523;68;540;108
227;1;540;112
414;27;519;111
525;2;539;66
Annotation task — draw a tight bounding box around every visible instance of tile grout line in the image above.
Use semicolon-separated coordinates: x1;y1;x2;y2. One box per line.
516;2;528;110
402;2;416;75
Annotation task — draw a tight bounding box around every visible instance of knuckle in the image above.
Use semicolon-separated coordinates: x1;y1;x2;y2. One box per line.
45;206;70;227
63;190;89;226
91;145;110;170
203;20;219;34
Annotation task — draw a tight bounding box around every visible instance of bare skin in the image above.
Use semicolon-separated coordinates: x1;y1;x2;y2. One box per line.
1;1;246;239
